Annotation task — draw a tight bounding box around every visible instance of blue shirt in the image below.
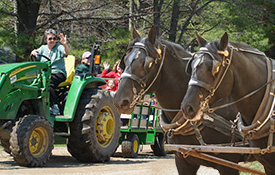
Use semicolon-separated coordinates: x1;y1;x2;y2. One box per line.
37;43;66;77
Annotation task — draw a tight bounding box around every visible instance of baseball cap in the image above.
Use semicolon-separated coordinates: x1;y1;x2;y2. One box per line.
82;51;92;59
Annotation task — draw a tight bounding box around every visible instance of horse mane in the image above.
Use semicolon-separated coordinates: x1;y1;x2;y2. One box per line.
208;40;261;53
159;39;192;58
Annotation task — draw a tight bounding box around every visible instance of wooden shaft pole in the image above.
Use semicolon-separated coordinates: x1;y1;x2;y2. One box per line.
177;147;265;175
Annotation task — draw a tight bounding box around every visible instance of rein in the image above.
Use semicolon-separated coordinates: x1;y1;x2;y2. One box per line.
208;78;275;113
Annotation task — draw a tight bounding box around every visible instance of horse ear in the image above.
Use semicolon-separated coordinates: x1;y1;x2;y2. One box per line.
219;32;229;50
132;26;141;39
195;34;207;47
148;26;156;45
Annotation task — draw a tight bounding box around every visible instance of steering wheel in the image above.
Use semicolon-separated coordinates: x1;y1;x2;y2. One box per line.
30;54;51;62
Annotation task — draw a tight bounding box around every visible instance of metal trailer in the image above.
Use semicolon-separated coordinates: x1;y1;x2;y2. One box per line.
119;94;166;158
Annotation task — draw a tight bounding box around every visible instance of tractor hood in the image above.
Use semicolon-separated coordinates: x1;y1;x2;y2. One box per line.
0;62;50;86
0;62;49;75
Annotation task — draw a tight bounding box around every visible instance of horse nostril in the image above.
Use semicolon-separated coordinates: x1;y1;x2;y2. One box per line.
121;99;130;109
187;105;194;114
182;105;195;120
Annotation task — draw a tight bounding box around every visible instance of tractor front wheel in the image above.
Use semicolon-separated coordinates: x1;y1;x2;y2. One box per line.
9;115;54;166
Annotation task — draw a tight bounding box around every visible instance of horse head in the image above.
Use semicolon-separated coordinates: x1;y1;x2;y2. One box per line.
114;26;166;114
181;32;234;121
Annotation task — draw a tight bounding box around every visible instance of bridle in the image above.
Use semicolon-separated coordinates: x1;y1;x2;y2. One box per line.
189;45;269;114
188;46;232;114
120;42;166;108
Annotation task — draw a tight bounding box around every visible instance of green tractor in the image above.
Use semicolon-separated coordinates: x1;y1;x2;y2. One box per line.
0;44;121;166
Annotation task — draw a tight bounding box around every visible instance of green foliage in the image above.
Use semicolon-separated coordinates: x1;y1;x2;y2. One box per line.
240;161;265;174
0;29;33;62
68;27;131;67
215;0;273;51
101;27;131;65
69;33;98;65
0;0;274;62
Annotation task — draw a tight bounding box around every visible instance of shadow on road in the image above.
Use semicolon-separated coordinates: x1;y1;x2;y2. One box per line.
0;148;175;170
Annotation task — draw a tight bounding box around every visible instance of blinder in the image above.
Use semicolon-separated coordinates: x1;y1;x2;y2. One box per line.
120;42;161;74
186;48;222;78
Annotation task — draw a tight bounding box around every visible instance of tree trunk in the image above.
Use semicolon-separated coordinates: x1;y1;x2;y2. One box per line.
16;0;41;61
17;0;41;35
169;0;180;42
153;0;163;36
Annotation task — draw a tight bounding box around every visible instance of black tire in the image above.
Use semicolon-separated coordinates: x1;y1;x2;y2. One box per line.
9;115;54;167
67;88;121;163
121;134;139;158
151;133;166;156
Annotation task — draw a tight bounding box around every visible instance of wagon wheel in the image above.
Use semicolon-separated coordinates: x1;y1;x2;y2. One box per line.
121;134;140;158
9;115;54;167
151;133;166;156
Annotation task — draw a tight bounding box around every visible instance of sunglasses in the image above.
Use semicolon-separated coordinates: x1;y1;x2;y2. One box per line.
48;37;56;41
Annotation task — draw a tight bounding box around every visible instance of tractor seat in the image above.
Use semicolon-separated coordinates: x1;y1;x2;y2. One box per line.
58;55;75;87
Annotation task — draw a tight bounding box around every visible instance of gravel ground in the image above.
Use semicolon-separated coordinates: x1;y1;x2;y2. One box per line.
0;146;219;175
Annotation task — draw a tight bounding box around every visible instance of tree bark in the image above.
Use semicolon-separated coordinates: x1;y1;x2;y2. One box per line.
16;0;41;61
153;0;163;36
17;0;41;35
169;0;180;42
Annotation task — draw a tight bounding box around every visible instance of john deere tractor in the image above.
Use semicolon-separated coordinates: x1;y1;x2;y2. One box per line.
0;44;120;166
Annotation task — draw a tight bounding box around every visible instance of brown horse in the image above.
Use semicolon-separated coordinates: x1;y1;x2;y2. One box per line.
181;32;275;174
114;26;249;175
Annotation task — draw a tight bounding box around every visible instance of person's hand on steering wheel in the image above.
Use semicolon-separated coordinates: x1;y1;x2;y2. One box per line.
31;49;39;56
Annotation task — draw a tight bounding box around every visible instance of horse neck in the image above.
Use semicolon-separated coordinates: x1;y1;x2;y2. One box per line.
154;53;190;120
231;51;268;124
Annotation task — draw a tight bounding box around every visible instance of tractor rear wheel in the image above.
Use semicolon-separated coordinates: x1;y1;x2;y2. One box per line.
67;88;120;163
9;115;54;166
121;134;139;158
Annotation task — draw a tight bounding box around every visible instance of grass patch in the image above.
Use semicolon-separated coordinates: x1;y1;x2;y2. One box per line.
240;161;265;175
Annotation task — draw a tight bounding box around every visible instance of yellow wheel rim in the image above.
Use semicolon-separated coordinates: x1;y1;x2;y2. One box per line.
96;107;115;147
29;126;49;158
133;139;138;153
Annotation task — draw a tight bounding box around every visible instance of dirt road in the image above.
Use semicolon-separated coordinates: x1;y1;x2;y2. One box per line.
0;146;219;175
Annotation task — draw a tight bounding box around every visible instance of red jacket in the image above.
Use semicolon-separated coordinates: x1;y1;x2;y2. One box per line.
100;69;120;91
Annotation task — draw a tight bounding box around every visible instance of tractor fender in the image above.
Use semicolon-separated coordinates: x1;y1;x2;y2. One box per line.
61;75;106;122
